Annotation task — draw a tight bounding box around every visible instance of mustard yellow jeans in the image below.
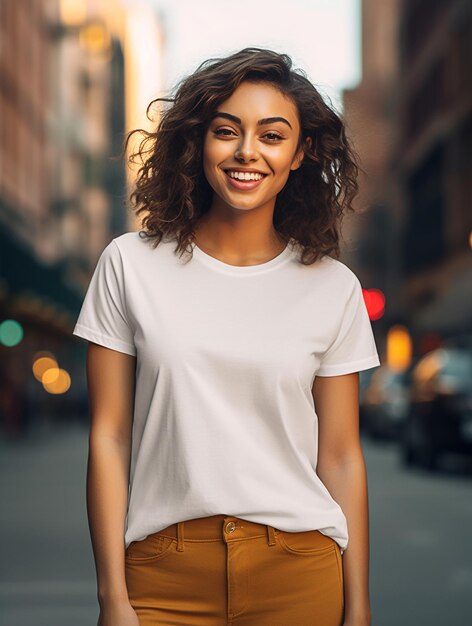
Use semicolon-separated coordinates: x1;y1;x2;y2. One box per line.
125;514;345;625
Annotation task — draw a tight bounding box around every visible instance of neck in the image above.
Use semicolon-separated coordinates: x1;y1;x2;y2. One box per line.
193;215;287;266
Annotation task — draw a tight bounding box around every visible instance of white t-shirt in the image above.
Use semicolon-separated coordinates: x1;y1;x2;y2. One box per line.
73;231;380;552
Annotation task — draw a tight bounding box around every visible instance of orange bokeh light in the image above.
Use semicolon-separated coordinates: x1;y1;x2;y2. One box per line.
32;356;58;381
42;368;71;394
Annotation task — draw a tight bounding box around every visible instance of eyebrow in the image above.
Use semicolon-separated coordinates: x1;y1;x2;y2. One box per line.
211;111;293;130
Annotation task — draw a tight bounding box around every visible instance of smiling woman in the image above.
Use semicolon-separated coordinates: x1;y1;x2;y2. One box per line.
74;47;380;626
125;46;360;265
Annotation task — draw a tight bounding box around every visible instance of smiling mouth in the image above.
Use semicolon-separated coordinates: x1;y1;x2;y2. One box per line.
224;169;268;181
222;169;268;190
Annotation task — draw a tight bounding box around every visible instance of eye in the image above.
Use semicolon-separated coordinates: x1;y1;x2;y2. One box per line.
213;128;236;137
263;132;283;142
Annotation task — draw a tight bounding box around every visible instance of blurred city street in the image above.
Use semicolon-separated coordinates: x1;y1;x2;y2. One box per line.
1;0;472;624
0;423;97;626
1;425;471;626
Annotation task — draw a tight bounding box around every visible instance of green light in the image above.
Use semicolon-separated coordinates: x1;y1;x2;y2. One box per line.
0;319;24;347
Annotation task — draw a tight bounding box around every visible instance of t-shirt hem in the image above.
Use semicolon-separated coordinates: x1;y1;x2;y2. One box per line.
316;354;380;376
72;324;137;356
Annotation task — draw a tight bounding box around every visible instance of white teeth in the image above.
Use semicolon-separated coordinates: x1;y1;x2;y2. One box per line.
227;171;264;181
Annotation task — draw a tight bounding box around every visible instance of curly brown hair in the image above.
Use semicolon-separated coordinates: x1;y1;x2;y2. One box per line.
124;47;362;264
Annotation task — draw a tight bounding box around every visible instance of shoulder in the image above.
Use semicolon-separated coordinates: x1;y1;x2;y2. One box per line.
109;230;162;260
324;256;359;282
90;232;147;273
307;254;360;292
111;230;176;254
108;231;181;273
111;230;142;251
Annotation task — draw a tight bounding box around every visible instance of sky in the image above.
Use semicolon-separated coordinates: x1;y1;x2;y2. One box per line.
147;0;361;113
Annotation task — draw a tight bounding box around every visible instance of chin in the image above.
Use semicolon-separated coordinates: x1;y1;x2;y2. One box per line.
227;198;265;211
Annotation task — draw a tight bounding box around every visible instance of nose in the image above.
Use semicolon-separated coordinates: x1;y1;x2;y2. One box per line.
235;134;258;162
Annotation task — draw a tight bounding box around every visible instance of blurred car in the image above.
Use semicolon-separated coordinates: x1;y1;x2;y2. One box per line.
360;365;412;441
400;346;472;470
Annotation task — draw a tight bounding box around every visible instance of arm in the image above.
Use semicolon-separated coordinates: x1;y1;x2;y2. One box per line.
312;372;371;626
85;342;136;608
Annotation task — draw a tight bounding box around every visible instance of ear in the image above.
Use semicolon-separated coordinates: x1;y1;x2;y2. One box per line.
290;136;312;171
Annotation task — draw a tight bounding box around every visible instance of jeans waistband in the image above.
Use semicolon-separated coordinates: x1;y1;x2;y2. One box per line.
155;514;280;551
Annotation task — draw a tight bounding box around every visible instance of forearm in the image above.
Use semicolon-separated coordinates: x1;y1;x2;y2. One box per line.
87;433;131;606
317;452;371;623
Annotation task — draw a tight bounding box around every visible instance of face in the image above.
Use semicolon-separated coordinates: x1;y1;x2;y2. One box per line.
202;81;305;215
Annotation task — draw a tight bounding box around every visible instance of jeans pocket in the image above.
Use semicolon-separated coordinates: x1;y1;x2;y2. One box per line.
276;529;337;556
125;533;176;562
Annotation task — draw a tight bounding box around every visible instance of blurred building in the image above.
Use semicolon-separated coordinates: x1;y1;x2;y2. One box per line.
0;0;129;325
0;1;77;320
54;0;166;285
341;0;401;358
342;0;472;363
398;0;472;343
0;0;76;437
0;0;165;438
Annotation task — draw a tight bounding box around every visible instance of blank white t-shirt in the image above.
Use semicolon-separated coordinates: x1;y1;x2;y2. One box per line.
73;231;380;552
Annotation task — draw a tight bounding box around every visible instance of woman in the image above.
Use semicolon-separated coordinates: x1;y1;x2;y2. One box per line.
73;47;380;626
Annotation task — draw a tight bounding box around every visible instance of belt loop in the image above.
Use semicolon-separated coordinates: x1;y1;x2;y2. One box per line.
177;522;184;551
267;525;276;546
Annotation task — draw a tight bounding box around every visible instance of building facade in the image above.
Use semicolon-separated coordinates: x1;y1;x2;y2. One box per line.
0;0;158;437
342;0;472;361
398;0;472;342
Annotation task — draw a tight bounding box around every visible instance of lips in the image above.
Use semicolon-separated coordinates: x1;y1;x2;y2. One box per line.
222;168;268;191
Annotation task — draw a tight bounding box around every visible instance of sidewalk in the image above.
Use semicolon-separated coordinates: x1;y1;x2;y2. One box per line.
0;421;98;626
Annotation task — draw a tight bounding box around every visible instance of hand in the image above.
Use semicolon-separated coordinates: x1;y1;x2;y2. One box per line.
97;600;140;626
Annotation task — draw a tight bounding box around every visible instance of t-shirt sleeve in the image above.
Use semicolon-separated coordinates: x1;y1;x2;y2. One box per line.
72;240;137;356
317;275;380;376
